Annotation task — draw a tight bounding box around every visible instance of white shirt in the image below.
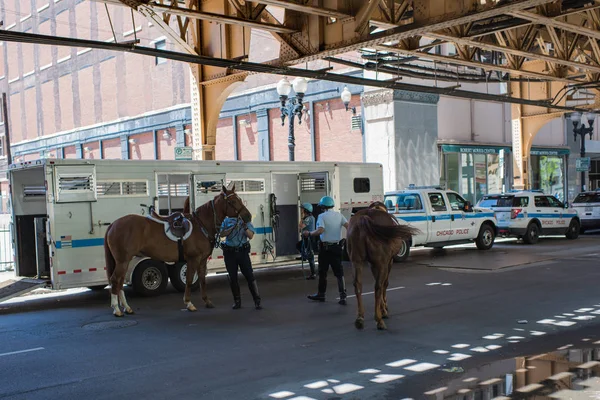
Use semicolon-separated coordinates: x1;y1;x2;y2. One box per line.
316;209;348;243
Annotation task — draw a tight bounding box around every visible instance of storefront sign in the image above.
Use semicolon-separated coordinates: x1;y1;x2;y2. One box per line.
576;157;591;172
175;146;193;160
440;145;511;154
530;148;570;156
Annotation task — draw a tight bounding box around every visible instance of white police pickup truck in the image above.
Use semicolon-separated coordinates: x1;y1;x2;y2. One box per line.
384;187;498;262
476;191;580;244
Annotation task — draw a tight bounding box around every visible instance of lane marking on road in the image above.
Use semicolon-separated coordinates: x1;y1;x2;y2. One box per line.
269;391;295;399
0;347;45;358
345;286;404;299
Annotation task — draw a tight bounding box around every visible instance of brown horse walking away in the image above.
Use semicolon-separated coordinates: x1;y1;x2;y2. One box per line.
347;202;419;330
104;185;251;316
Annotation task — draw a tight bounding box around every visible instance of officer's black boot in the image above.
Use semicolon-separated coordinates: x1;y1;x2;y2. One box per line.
229;278;241;309
306;259;316;280
307;275;326;302
337;276;347;305
248;280;262;310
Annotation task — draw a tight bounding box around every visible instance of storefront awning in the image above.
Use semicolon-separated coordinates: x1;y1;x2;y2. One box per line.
440;144;512;154
530;148;570;156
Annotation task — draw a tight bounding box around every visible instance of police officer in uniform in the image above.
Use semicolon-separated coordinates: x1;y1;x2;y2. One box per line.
220;217;262;310
298;203;317;280
306;196;349;305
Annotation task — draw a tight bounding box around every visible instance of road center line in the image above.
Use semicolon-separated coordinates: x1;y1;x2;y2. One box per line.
346;286;405;299
0;347;45;358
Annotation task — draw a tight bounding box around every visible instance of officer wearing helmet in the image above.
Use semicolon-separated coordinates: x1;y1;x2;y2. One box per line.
220;217;262;310
298;203;317;280
305;196;349;305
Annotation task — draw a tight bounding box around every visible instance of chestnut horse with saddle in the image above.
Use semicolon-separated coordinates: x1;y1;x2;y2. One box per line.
346;201;419;330
104;184;251;316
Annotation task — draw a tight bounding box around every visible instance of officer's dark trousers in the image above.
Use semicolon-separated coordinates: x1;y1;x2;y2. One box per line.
317;243;346;299
223;246;260;306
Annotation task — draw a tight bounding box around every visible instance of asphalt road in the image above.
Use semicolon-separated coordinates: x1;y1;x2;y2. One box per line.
1;234;600;400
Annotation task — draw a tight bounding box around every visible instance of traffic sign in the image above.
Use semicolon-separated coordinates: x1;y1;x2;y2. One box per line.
576;157;591;172
175;147;193;160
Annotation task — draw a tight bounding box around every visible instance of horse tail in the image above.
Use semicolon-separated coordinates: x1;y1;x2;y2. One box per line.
355;215;419;244
104;225;116;280
183;196;190;214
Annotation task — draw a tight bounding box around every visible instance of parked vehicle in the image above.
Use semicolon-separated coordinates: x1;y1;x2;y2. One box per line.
476;191;580;244
571;189;600;233
4;158;384;301
384;186;498;262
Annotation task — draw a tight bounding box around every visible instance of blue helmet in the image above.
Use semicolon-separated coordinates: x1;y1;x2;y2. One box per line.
301;203;313;213
318;196;335;208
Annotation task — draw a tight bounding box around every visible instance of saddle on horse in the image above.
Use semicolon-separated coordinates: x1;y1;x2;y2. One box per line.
147;209;193;242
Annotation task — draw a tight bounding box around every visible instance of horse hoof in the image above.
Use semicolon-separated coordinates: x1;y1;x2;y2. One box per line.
205;302;215;309
355;318;365;330
377;321;387;330
113;310;124;317
125;308;135;315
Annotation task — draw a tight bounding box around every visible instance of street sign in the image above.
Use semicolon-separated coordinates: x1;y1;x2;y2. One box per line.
175;146;193;160
576;157;591;172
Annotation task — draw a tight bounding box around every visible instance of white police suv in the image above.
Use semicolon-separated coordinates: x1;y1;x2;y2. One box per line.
384;186;498;261
571;189;600;233
476;191;580;244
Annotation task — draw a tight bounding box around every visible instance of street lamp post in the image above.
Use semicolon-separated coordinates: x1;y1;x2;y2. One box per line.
277;77;308;161
571;112;595;192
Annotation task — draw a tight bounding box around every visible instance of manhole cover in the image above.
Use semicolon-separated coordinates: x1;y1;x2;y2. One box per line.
82;320;138;331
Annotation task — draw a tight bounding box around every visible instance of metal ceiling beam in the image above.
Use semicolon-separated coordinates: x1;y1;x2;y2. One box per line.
428;32;600;75
285;0;557;65
373;44;578;83
250;0;349;19
0;29;590;112
508;10;600;41
149;3;296;33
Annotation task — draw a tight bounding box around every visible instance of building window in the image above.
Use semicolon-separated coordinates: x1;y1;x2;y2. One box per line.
0;136;4;157
353;178;370;193
155;39;166;65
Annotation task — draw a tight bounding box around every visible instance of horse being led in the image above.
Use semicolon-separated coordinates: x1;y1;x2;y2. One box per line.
347;202;420;330
104;184;252;317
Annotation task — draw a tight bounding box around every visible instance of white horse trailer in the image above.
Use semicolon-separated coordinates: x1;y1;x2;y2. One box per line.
2;159;383;300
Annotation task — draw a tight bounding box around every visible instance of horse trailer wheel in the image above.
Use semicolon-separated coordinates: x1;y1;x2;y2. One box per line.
475;224;495;250
523;222;540;245
132;260;168;297
169;263;200;293
393;240;410;263
566;219;580;240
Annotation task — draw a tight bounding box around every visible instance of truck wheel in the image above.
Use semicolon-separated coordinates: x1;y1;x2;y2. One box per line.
132;260;168;297
393;240;410;263
566;219;580;240
523;222;540;245
169;263;200;293
475;223;495;250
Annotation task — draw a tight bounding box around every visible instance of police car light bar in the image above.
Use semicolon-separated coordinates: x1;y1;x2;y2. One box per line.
406;184;446;190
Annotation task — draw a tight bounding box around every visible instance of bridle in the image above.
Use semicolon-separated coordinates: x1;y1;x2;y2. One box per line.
191;191;248;248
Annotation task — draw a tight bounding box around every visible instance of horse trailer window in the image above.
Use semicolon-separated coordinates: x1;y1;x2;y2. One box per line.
97;182;121;196
301;177;326;192
55;166;97;203
196;180;222;194
157;183;189;197
353;178;370;193
122;181;148;196
97;181;148;197
227;179;265;193
23;184;46;200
